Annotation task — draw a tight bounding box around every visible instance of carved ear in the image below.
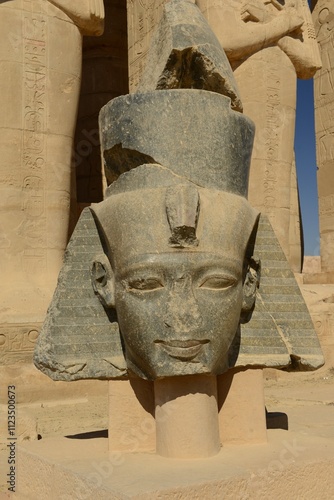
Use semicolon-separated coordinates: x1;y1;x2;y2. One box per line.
241;257;261;324
91;254;115;308
240;214;260;324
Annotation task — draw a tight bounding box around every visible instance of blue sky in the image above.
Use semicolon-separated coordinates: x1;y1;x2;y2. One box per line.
295;78;320;256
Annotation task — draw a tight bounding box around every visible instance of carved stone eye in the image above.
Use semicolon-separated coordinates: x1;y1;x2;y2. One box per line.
199;275;236;290
128;278;164;291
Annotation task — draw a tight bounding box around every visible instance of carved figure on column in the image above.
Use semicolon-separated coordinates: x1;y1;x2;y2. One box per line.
196;0;321;272
313;0;334;273
0;0;104;359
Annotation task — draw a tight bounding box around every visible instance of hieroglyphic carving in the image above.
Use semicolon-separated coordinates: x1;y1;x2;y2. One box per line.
313;0;334;272
263;65;280;226
0;325;41;365
232;0;319;271
0;0;105;333
127;0;166;91
319;194;334;216
314;3;334;99
318;194;334;237
21;5;48;277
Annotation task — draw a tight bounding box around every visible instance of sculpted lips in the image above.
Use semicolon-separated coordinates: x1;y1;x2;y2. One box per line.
155;340;209;360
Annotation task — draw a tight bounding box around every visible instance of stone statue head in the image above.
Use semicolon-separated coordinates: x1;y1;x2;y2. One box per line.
33;0;323;382
91;165;259;380
90;0;261;380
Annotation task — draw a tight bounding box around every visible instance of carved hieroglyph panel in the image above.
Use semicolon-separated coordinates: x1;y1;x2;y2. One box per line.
235;47;298;270
0;0;102;328
313;0;334;272
0;1;53;326
21;6;48;281
127;0;167;91
0;325;41;365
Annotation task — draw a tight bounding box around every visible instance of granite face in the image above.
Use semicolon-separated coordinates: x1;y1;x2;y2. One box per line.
34;0;324;381
90;170;259;380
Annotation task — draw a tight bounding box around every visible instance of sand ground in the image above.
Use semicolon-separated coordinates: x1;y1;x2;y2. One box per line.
1;367;333;497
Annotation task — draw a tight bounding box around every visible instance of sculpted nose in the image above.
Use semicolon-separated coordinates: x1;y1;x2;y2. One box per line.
164;277;202;333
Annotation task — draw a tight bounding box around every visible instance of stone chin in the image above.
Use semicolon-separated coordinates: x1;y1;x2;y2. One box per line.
125;334;237;380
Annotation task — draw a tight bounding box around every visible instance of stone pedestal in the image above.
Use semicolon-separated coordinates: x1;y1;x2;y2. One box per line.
108;368;267;456
217;368;267;444
154;375;221;458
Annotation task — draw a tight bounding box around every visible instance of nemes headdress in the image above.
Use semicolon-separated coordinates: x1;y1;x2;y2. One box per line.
34;0;323;380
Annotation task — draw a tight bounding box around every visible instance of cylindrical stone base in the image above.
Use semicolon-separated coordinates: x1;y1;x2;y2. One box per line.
154;375;220;458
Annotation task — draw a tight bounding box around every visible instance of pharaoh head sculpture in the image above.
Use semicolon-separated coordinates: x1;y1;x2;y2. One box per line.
90;87;259;380
90;172;259;380
34;0;323;381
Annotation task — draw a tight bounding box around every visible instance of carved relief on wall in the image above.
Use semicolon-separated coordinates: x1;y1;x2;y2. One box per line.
0;325;41;365
0;0;104;362
313;0;334;272
127;0;166;91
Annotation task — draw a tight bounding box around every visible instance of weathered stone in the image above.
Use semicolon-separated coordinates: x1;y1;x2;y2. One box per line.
137;0;242;111
90;174;260;380
99;90;254;193
33;180;323;380
249;216;324;370
34;208;126;381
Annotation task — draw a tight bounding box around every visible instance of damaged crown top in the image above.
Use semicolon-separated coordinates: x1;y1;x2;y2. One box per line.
137;0;243;112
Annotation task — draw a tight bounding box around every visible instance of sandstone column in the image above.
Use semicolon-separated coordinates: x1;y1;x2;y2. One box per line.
313;0;334;273
234;47;300;270
0;0;104;364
